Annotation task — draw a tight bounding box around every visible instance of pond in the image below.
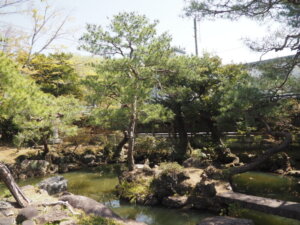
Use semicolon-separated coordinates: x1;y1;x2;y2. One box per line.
64;165;214;225
231;171;300;202
2;167;300;225
0;165;214;225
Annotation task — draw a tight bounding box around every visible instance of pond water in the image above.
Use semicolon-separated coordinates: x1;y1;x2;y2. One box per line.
2;167;300;225
231;171;300;202
64;165;214;225
0;165;214;225
231;171;300;225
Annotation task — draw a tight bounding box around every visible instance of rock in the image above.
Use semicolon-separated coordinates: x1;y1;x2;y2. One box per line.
18;174;27;180
59;220;77;225
58;164;69;173
287;170;300;177
183;158;212;168
197;216;254;225
0;217;15;225
17;207;39;223
177;171;190;182
1;209;14;217
162;195;188;208
82;154;96;164
135;164;145;169
48;164;59;174
142;165;156;176
59;195;121;219
175;182;194;195
204;166;224;179
144;194;159;206
151;173;177;198
20;160;51;177
66;163;81;171
0;201;13;209
35;210;69;224
151;170;189;198
190;196;223;212
38;176;68;195
22;220;36;225
194;182;217;197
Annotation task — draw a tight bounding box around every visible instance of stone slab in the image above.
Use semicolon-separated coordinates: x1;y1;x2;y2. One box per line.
217;191;300;220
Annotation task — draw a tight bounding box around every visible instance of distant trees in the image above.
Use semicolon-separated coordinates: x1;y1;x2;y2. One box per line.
18;53;82;97
0;53;81;155
184;0;300;90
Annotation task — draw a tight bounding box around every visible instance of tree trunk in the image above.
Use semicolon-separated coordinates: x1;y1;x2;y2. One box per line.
0;163;30;207
204;116;239;166
42;138;50;158
113;130;129;162
173;105;188;163
127;96;137;171
229;131;292;175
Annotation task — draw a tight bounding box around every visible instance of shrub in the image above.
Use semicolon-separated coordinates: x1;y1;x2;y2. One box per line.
159;162;183;174
117;179;153;203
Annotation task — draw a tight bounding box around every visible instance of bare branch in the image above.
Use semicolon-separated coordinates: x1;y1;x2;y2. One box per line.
0;0;30;15
23;3;69;67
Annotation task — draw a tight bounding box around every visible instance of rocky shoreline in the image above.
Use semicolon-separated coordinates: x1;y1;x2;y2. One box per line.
0;175;146;225
6;150;104;180
116;163;230;212
0;174;255;225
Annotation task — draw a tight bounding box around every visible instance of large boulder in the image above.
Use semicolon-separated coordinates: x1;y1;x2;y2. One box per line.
16;207;39;224
151;171;190;198
59;195;120;219
198;216;254;225
194;182;217;197
59;195;146;225
190;196;223;213
38;176;68;195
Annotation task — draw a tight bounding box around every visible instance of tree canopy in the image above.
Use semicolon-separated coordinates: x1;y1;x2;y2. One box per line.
79;12;173;170
0;52;81;153
184;0;300;90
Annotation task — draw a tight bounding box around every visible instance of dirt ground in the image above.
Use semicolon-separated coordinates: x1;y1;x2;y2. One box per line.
0;146;37;164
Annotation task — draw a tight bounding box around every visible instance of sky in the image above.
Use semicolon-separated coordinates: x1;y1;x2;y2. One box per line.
1;0;294;64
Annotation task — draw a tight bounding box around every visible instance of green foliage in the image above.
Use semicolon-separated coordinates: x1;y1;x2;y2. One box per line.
155;54;247;159
18;53;82;97
216;67;299;133
0;52;81;148
135;136;173;153
80;11;173;130
134;136;174;163
78;215;121;225
118;180;152;203
80;12;174;169
159;162;183;174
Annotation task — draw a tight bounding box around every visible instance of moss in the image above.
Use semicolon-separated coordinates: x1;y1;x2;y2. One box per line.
78;215;121;225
